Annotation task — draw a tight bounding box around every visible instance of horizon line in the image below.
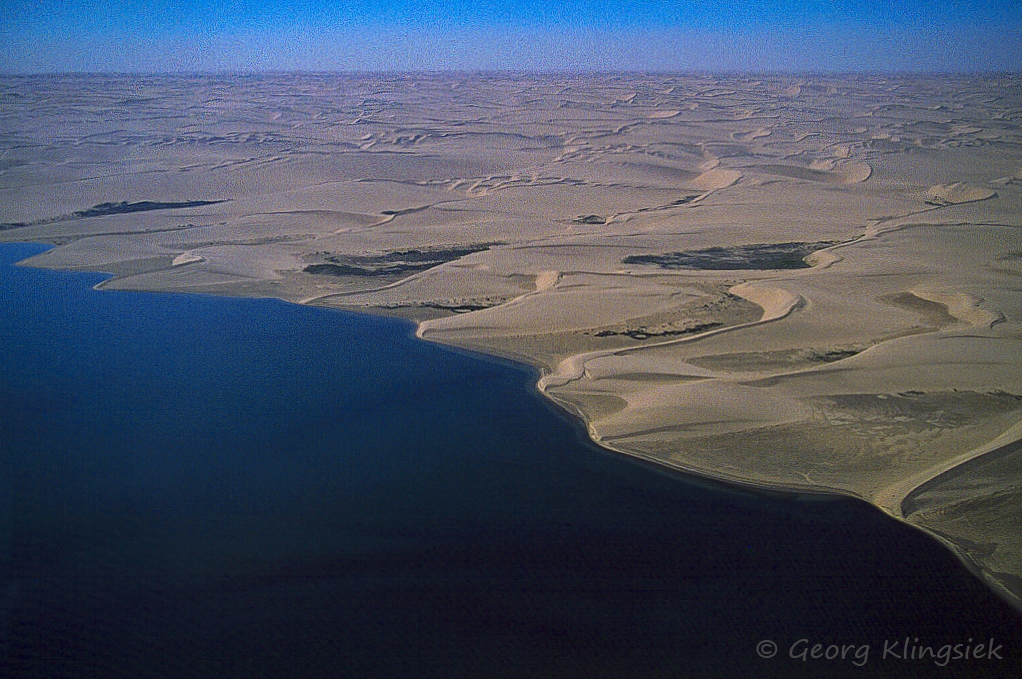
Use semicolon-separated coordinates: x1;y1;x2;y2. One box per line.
4;68;1021;78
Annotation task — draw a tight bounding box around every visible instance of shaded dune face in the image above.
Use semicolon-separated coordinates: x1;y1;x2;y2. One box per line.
2;72;1021;611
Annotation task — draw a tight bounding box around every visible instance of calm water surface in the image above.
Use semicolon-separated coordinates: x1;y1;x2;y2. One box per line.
1;242;1019;678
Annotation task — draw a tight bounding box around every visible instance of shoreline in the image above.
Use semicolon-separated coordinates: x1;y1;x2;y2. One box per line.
6;239;1021;614
409;316;1022;615
3;72;1019;619
9;227;1022;679
365;297;1022;614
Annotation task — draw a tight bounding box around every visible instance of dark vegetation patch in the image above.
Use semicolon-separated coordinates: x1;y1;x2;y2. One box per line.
623;241;840;270
373;295;510;316
593;321;721;340
419;302;492;313
811;348;862;361
73;200;223;217
305;263;401;276
1;200;224;230
305;243;502;277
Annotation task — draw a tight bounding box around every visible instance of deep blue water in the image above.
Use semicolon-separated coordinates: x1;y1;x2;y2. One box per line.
1;242;1019;679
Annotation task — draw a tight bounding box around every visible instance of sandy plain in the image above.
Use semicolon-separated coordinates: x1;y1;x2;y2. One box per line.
2;72;1021;610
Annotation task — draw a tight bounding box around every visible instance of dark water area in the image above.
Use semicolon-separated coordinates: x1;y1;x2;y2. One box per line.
1;242;1019;679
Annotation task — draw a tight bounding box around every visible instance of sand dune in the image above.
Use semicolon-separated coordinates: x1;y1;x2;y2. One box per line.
3;71;1020;610
691;167;744;192
171;251;204;266
924;182;997;205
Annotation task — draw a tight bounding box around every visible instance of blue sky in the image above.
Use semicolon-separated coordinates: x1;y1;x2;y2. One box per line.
2;0;1020;73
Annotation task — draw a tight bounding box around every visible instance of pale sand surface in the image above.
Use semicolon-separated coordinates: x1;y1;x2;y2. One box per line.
3;72;1021;610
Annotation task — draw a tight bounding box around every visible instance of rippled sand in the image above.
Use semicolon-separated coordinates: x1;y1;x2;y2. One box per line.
3;72;1020;609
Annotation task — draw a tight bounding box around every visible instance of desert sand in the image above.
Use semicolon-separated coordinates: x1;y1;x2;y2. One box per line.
2;72;1020;609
